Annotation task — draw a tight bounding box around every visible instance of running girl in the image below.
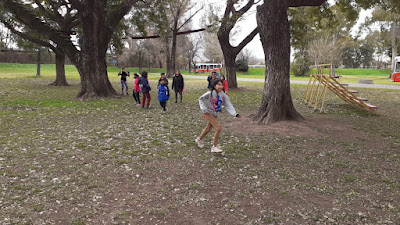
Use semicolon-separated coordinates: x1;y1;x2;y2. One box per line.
195;79;240;153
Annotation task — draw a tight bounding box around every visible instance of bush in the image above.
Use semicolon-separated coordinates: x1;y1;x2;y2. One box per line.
291;54;311;76
235;59;249;72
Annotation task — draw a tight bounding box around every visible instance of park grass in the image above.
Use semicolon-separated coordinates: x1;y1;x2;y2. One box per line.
1;64;400;224
1;63;397;85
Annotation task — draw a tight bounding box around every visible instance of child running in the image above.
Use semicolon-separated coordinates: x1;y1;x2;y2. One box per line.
195;79;240;153
139;71;151;108
118;66;130;95
133;73;141;106
158;78;170;113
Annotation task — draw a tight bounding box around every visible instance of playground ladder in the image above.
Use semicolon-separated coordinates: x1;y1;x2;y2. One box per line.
304;64;378;115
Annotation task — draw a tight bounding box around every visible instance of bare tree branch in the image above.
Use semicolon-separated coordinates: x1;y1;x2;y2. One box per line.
1;19;60;54
287;0;326;7
237;0;255;15
234;27;259;54
129;27;210;40
177;6;203;31
33;0;57;22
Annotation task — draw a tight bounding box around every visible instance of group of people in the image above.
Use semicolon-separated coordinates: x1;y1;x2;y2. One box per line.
118;67;239;154
118;68;185;112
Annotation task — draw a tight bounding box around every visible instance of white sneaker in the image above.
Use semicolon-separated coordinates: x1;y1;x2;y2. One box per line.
195;137;204;148
211;145;223;153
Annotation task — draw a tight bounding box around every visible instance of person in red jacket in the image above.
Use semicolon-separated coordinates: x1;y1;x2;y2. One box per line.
220;75;228;94
132;73;141;106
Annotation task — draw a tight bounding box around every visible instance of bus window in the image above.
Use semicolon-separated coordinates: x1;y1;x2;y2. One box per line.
396;62;400;72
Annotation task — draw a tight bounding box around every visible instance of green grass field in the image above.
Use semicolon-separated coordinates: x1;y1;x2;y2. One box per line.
1;63;396;85
1;62;400;224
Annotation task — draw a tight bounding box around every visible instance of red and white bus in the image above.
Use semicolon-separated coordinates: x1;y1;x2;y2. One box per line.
392;56;400;82
192;63;222;73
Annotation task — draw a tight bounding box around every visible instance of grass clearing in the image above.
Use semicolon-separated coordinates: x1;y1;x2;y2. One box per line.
1;64;400;224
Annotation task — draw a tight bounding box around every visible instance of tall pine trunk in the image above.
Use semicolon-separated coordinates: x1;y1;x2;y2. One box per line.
165;36;174;78
253;1;302;124
391;22;397;78
49;51;69;86
36;49;41;77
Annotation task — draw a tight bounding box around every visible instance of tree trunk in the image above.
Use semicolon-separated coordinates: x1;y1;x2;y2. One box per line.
169;30;178;77
148;55;153;72
224;54;237;88
165;37;174;78
49;51;69;86
391;21;397;78
36;49;41;76
75;2;120;100
253;1;303;124
138;52;143;73
218;36;239;89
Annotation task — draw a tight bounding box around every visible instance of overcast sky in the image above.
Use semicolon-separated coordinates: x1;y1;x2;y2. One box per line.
194;0;373;63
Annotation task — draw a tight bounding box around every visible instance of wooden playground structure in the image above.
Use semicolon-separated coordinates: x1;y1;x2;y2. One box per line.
304;64;378;115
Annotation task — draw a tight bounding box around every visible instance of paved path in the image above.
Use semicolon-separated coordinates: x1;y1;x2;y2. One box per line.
183;75;400;90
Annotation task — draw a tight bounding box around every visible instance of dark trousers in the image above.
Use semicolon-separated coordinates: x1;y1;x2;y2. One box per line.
175;90;182;103
133;91;141;104
159;101;167;111
142;92;151;108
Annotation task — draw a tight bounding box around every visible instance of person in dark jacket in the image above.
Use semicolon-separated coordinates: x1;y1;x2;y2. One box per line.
118;66;130;95
207;70;218;89
172;70;184;103
157;73;169;89
139;71;151;108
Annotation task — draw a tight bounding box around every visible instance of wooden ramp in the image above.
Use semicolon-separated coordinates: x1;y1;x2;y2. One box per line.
304;64;378;115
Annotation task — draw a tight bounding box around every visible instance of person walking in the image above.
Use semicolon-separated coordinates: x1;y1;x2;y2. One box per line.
172;70;184;103
139;71;151;109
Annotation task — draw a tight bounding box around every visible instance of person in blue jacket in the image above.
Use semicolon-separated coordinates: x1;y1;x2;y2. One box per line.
158;79;170;112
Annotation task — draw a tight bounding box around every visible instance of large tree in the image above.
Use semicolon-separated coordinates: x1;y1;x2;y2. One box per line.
132;0;202;77
0;19;69;85
253;0;325;124
368;6;400;77
217;0;259;89
0;0;142;99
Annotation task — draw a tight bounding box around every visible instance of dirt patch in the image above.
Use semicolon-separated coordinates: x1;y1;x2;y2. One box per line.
225;113;356;139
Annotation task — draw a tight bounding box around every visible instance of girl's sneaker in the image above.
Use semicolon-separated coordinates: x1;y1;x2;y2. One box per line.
195;137;204;148
211;145;223;153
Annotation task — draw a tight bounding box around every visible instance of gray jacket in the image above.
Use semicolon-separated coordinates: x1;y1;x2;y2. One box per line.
199;90;238;117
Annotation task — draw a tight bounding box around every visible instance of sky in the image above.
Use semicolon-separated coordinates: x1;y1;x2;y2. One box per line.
195;0;373;63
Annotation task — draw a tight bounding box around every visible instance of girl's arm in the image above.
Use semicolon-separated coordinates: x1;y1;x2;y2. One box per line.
198;91;211;113
222;93;238;117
